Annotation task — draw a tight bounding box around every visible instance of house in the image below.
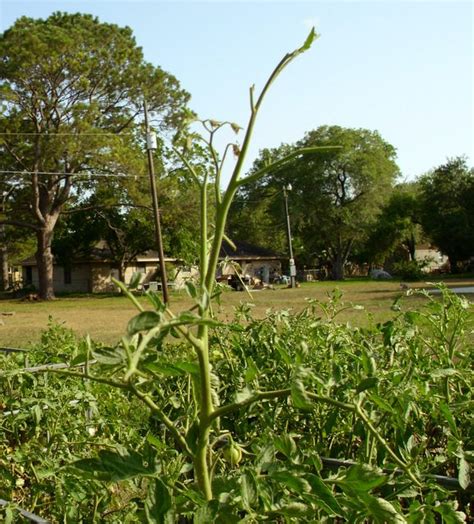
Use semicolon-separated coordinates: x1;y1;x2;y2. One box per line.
414;244;448;272
218;242;285;284
21;245;196;293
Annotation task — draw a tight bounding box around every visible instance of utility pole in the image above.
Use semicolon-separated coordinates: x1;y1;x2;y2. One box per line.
144;100;169;304
283;183;296;288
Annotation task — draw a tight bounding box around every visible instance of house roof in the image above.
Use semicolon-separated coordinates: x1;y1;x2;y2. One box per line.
219;241;285;261
21;247;178;266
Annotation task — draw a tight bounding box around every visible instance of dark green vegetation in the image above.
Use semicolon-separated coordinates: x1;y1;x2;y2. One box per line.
419;158;474;273
0;287;472;521
1;15;473;523
0;12;191;299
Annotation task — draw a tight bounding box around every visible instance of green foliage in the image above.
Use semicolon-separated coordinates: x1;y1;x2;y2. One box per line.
1;289;472;520
229;126;400;279
419;157;474;273
0;12;190;298
391;259;427;281
2;27;472;524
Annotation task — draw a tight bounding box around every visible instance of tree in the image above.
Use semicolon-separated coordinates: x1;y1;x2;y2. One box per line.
356;182;422;268
0;12;189;299
419;157;474;273
230;126;400;279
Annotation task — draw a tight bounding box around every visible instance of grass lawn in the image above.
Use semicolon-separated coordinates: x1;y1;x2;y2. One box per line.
1;278;472;348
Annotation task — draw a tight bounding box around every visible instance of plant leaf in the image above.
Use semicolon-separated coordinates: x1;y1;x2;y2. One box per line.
128;311;162;335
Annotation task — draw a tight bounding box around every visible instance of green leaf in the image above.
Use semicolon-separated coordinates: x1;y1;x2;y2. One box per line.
244;356;259;382
127;311;162;335
129;272;143;290
431;368;458;379
240;471;258;509
275;502;310;516
92;346;126;365
369;393;396;414
71;449;155;481
433;502;467;524
274;433;297;459
291;379;313;411
355;376;378;393
439;402;459;438
185;280;198;299
270;470;312;493
337;464;387;493
145;478;173;524
301;27;318;51
305;473;343;516
458;455;471;490
360;494;407;523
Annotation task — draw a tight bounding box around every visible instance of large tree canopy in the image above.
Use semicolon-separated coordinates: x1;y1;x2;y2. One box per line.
229;126;400;279
0;12;190;298
419;157;474;272
354;182;423;268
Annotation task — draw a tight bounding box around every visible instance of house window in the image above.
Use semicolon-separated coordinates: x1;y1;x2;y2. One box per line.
25;266;32;285
64;266;72;285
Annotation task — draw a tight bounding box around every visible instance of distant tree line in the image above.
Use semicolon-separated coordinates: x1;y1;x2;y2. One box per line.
1;13;473;299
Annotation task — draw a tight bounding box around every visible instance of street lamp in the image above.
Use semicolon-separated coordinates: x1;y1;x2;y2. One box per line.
144;100;169;304
283;183;296;288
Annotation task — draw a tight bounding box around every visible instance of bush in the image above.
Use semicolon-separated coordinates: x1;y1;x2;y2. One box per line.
392;259;427;280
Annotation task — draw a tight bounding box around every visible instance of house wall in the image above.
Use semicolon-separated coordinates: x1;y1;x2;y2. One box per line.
124;263;200;290
219;260;282;282
22;264;92;293
415;248;448;272
90;264;117;293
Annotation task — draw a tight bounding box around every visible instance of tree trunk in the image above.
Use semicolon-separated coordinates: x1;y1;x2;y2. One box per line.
0;244;9;291
0;222;9;291
36;223;56;300
331;254;345;280
448;255;459;274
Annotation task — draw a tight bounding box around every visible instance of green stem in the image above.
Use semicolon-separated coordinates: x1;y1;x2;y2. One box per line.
194;324;214;500
354;402;421;487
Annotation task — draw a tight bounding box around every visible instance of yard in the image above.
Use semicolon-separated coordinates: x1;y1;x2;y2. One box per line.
1;278;473;348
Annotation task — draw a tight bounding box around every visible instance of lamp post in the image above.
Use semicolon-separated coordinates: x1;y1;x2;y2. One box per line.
144;100;169;304
283;183;296;288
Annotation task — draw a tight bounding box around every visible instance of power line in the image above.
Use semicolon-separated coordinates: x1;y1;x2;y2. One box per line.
0;132;132;136
0;170;147;178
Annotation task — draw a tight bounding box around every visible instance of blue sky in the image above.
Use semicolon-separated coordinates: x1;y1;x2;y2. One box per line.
1;1;472;183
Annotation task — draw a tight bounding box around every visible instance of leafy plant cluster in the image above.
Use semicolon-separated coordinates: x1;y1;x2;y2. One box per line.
0;287;472;522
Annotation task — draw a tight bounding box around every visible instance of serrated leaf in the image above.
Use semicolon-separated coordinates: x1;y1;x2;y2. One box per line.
431;368;458;378
360;494;407;523
241;471;258;509
270;470;312;493
355;376;378;393
337;464;387;493
369;393;396;414
128;311;161;335
439;402;459;438
305;473;343;516
433;502;467;524
291;379;313;411
92;346;126;365
145;478;173;524
244;356;259;382
458;456;470;490
274;433;297;459
235;386;254;403
71;449;155;481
